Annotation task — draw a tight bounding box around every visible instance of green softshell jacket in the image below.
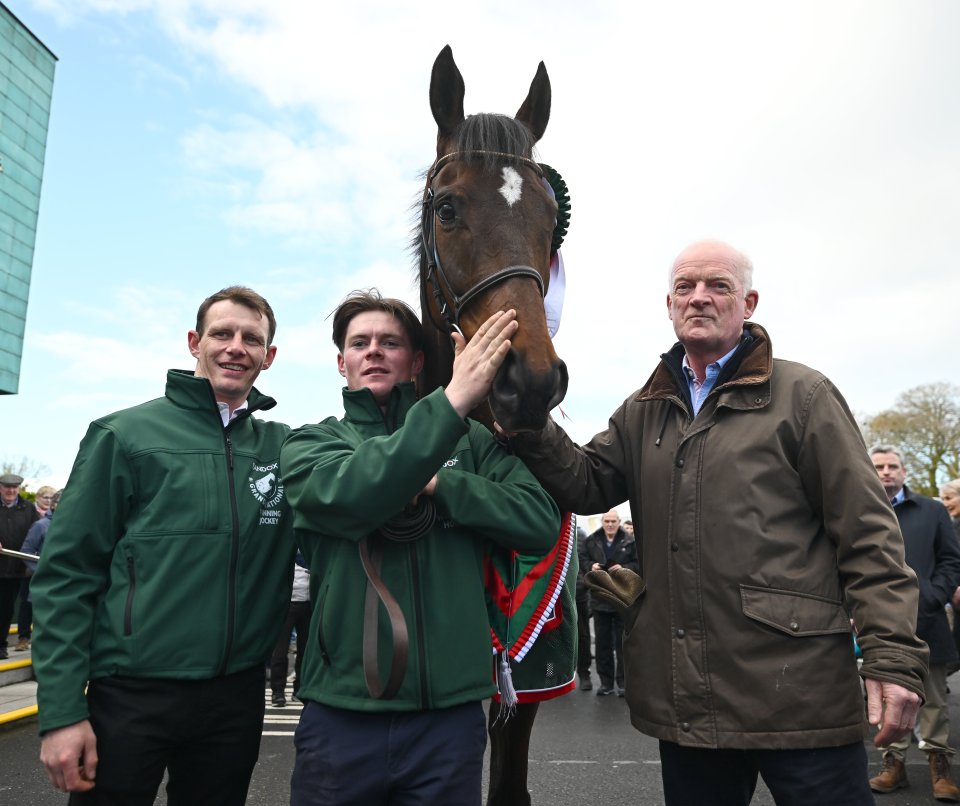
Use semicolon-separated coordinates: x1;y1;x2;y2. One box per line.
281;383;561;712
31;370;297;734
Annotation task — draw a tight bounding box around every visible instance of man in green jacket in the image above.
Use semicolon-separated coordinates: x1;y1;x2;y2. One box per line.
281;290;560;806
31;286;297;805
502;240;929;805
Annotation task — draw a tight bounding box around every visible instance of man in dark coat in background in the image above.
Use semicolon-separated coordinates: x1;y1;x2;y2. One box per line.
869;446;960;801
0;473;39;660
579;510;639;696
575;526;593;690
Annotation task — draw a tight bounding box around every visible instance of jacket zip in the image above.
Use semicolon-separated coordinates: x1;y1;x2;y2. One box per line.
409;543;429;707
217;425;240;676
383;391;429;705
316;585;331;665
124;556;136;635
211;398;266;676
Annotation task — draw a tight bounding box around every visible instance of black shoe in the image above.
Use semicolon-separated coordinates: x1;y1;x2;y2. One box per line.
0;648;8;660
596;686;614;696
617;688;625;697
271;692;286;707
580;678;593;691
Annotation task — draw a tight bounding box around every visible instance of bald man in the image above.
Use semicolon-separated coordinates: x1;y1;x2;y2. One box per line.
502;240;928;805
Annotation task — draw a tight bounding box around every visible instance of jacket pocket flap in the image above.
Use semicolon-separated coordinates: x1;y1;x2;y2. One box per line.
740;585;850;637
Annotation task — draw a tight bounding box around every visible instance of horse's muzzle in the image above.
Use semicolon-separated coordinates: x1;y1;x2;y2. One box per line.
490;349;568;433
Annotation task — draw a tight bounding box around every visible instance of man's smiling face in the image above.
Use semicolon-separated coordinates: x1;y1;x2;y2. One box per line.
188;300;276;410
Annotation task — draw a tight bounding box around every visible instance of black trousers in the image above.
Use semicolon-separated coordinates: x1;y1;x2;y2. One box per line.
18;577;31;639
269;599;311;695
659;739;875;805
69;666;264;806
0;578;20;649
592;609;624;689
576;596;592;677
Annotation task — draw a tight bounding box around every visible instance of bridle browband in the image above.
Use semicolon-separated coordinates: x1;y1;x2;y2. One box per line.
421;150;547;335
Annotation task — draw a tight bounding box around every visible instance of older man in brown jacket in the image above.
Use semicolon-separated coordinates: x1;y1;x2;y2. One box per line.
504;240;928;805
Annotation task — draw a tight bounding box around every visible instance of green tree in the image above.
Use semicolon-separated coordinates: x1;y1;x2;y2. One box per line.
862;383;960;497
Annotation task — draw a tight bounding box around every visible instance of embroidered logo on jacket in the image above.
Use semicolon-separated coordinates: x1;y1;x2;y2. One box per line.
249;460;285;523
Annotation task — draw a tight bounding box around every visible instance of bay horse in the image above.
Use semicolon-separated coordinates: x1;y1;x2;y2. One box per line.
418;45;568;433
417;45;575;806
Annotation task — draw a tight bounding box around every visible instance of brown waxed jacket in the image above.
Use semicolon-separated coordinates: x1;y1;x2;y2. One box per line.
513;323;928;749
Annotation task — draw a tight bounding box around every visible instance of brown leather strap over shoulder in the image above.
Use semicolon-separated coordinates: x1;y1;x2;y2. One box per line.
359;535;409;699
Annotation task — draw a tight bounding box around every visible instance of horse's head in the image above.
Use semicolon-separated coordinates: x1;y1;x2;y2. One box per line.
419;45;568;433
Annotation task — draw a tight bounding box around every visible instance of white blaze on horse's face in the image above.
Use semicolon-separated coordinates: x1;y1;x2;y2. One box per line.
498;166;523;206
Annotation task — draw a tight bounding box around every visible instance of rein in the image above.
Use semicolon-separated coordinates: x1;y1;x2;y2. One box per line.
421;150;547;335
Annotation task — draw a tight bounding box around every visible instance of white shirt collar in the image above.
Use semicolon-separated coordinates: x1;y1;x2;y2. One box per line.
217;400;249;427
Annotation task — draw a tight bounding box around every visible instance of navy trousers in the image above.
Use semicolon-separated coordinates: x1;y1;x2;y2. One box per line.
291;700;487;806
69;666;264;806
659;739;876;805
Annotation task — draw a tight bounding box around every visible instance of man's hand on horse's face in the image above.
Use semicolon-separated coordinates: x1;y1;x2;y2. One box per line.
445;309;518;418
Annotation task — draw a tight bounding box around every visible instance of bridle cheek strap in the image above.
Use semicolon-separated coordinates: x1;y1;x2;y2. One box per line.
421;187;545;335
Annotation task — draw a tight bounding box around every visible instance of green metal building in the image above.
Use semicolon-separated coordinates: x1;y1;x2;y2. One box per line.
0;2;55;395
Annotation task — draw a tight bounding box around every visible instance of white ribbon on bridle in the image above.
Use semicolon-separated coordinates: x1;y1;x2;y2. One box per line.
544;249;565;338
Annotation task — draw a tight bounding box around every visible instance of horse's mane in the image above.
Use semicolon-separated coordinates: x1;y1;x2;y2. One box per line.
451;113;537;171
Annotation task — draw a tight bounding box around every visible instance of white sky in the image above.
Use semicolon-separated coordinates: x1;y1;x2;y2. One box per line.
5;1;959;523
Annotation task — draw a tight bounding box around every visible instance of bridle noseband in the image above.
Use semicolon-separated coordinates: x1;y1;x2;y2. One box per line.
421;150;547;335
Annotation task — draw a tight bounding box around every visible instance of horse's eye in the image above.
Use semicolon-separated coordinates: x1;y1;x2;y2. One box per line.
436;202;456;224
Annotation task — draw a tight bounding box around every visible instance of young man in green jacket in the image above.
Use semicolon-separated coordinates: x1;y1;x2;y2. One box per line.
281;290;560;806
31;286;297;805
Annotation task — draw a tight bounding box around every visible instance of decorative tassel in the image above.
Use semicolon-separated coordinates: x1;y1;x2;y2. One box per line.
496;652;518;720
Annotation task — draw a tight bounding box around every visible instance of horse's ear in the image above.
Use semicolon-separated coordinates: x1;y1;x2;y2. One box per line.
515;61;551;143
430;45;465;139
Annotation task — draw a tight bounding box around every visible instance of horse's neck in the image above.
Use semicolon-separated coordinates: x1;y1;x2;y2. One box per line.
419;322;453;397
418;320;494;432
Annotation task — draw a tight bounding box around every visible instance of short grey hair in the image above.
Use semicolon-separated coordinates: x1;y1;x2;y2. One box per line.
668;240;754;295
869;445;905;464
940;478;960;499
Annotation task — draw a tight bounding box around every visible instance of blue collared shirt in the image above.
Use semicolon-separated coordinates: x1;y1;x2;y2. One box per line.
890;488;905;507
682;343;740;416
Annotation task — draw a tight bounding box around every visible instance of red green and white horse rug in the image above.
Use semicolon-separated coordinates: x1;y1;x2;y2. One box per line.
485;511;578;704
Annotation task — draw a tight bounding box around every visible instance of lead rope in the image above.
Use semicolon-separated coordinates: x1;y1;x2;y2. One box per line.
359;535;409;700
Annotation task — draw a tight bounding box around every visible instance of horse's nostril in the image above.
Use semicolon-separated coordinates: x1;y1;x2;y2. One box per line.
492;350;521;404
546;360;569;411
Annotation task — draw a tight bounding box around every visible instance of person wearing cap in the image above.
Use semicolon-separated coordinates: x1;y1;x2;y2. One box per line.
0;473;40;660
30;286;297;804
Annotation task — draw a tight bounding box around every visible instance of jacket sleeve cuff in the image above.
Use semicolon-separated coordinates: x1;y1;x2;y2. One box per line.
859;647;929;702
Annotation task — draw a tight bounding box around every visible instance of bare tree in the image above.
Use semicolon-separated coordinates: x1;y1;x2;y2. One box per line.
862;383;960;497
0;456;51;481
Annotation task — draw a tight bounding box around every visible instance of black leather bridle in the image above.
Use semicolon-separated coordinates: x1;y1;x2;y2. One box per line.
420;150;547;335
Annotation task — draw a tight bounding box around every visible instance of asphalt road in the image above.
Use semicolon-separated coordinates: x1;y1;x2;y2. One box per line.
5;676;957;805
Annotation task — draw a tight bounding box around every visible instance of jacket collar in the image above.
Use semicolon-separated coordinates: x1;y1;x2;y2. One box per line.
342;381;418;430
637;322;773;406
898;485;921;507
164;369;276;416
